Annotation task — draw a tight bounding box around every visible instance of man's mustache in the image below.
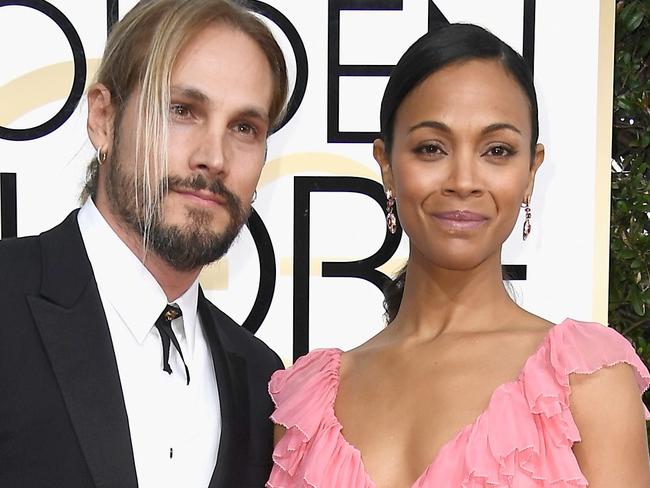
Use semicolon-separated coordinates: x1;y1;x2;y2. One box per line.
165;174;242;208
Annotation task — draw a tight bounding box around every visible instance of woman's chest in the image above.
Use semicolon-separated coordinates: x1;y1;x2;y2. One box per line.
334;358;524;487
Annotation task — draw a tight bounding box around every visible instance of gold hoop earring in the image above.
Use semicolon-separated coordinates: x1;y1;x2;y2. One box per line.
96;146;107;165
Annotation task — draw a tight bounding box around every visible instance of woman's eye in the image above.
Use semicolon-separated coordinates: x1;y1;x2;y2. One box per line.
485;145;513;158
415;143;445;156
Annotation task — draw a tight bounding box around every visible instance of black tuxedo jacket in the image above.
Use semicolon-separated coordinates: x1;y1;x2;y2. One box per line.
0;211;282;488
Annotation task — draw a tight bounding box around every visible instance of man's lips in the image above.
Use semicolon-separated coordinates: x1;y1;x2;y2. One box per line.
172;188;226;206
431;210;489;230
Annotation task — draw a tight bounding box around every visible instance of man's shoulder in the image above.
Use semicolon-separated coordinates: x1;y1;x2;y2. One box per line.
201;297;282;369
0;234;46;300
0;234;42;269
0;211;79;259
0;211;82;291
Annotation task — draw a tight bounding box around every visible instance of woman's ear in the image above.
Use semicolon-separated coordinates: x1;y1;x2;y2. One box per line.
524;143;545;200
373;138;395;193
87;83;116;153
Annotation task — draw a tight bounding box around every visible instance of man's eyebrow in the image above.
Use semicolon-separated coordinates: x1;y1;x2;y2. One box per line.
239;107;270;124
170;85;210;103
170;85;269;124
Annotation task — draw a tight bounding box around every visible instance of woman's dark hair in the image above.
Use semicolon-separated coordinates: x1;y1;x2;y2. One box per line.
381;23;540;323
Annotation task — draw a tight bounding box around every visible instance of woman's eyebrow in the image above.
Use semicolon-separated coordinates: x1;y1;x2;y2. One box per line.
408;121;522;136
408;120;451;134
481;122;522;135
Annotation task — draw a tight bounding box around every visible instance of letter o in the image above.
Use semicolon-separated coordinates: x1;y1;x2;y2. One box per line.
245;0;308;132
0;0;86;141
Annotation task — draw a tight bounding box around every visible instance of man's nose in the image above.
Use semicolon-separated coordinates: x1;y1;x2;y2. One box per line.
189;124;227;174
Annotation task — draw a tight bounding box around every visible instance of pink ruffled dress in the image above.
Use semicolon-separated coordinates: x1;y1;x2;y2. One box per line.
267;319;650;487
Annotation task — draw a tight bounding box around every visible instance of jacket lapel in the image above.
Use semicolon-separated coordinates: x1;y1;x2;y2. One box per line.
199;291;250;488
28;211;138;488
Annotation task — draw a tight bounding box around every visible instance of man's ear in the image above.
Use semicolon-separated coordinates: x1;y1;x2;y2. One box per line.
524;143;545;201
87;83;116;154
373;138;395;194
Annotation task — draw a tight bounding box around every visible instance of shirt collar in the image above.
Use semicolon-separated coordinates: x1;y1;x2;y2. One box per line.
77;199;200;353
172;277;199;354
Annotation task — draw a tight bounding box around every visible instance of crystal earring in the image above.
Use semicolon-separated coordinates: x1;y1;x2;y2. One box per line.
386;189;397;234
522;199;532;240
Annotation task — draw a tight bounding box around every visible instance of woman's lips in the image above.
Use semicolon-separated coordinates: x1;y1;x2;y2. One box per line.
431;210;489;231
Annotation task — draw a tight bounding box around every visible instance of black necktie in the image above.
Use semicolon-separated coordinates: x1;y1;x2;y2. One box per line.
154;305;190;385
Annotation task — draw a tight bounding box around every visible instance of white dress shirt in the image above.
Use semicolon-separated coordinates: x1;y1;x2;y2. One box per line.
78;199;221;488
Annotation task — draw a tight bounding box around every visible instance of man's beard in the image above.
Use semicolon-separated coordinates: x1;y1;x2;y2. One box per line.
105;154;250;271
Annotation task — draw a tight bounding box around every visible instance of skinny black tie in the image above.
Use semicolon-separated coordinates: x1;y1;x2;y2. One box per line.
154;305;190;385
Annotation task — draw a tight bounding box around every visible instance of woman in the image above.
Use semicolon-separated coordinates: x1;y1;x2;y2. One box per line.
267;24;650;487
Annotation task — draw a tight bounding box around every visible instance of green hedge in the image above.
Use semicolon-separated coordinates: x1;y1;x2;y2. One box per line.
610;0;650;411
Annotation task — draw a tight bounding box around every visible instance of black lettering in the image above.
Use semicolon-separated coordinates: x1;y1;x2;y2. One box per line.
523;0;536;74
428;1;448;25
503;265;527;281
107;0;118;34
245;0;308;131
293;176;402;360
320;177;401;291
241;208;276;334
327;0;449;143
328;0;536;143
0;173;17;238
327;0;403;144
0;0;87;141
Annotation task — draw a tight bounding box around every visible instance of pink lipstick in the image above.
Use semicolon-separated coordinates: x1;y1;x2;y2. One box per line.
431;210;488;231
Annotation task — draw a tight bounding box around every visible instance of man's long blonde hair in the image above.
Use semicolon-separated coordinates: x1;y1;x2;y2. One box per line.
82;0;288;241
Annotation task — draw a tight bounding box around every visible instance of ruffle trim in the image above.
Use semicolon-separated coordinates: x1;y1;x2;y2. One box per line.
267;320;650;488
267;349;372;487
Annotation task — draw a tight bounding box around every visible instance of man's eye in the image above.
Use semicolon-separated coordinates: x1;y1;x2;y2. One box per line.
235;123;256;136
170;104;191;118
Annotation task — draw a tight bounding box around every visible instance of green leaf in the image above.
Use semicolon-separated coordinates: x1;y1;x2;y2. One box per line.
617;97;635;112
611;1;650;385
640;34;650;58
628;9;645;31
619;2;636;28
633;300;645;316
619;2;646;32
639;132;650;148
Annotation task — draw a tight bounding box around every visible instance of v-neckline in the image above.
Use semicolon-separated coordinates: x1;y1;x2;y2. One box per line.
329;319;566;488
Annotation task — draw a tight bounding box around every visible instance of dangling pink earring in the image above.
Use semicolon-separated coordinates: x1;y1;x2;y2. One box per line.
386;189;397;234
522;199;532;240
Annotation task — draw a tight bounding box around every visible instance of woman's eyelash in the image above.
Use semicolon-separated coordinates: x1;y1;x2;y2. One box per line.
415;143;446;155
485;145;517;157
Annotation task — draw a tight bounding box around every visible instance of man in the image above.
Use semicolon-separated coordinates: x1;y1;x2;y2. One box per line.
0;1;287;487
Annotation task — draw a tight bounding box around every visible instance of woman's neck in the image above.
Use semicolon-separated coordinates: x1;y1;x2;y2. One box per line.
389;249;522;341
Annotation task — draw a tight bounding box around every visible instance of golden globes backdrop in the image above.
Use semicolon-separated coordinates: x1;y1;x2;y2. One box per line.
0;0;614;363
